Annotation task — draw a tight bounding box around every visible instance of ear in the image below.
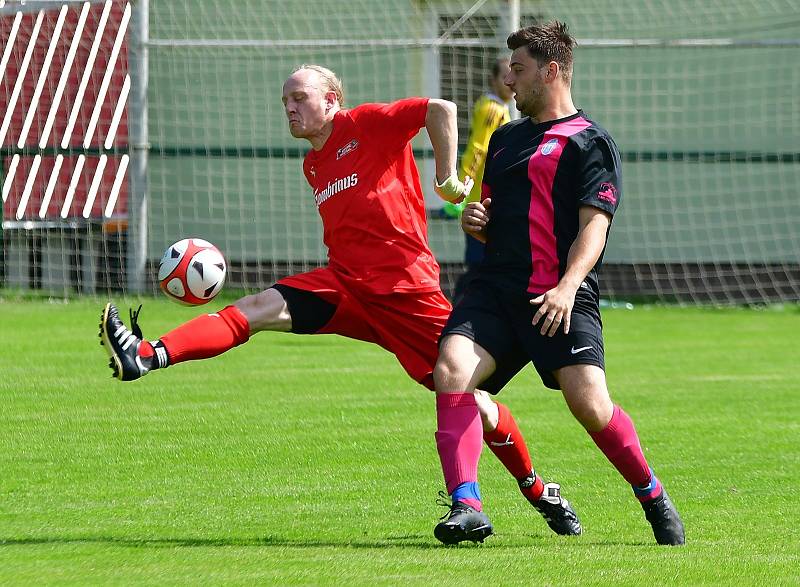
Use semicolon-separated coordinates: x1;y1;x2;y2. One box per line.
324;91;337;113
545;61;560;83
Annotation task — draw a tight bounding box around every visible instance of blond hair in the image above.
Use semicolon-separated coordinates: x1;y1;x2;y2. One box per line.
293;64;345;106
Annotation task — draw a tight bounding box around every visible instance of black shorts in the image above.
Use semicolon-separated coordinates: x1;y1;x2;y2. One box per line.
272;283;337;334
440;279;605;392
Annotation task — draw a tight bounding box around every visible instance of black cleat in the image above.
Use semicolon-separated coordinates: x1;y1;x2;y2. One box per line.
99;303;150;381
526;481;582;536
642;488;685;546
434;493;493;545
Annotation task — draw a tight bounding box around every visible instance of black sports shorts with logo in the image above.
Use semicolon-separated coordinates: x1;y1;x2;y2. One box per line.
440;278;605;392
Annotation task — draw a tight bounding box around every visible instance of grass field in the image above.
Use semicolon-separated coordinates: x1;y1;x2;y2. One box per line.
1;296;798;585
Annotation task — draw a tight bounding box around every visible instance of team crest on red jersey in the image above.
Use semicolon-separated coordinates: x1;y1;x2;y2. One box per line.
337;139;360;160
598;182;618;205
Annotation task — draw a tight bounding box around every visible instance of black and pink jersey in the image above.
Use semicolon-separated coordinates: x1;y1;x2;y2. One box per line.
479;110;622;299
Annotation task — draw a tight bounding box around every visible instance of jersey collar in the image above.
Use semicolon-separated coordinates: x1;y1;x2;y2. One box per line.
527;109;584;134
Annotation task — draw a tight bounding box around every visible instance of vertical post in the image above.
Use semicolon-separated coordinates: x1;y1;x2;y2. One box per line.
421;3;442;211
0;159;4;289
127;0;148;293
508;0;520;33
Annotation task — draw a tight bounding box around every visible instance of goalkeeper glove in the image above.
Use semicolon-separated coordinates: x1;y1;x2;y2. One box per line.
442;199;466;219
434;174;474;204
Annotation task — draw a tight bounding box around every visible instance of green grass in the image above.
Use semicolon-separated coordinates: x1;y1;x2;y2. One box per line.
1;297;798;585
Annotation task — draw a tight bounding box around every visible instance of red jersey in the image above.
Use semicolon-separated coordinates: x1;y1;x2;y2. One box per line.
302;98;440;295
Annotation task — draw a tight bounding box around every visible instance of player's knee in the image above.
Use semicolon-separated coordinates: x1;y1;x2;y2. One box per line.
569;403;606;431
432;359;451;391
563;389;613;432
234;288;291;333
432;354;464;392
555;365;612;429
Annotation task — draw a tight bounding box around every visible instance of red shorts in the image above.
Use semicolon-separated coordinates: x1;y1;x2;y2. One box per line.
276;267;451;390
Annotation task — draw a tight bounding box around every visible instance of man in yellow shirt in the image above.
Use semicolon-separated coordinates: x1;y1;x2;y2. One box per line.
445;58;513;300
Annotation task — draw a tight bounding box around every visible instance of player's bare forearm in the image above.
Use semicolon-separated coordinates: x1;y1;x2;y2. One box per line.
560;206;612;291
425;99;458;182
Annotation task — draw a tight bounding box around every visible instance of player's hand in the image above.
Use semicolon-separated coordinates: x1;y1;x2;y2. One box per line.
530;283;579;337
461;198;491;242
434;173;474;203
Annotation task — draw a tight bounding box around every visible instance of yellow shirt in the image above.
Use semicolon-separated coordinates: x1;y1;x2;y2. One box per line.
459;94;511;203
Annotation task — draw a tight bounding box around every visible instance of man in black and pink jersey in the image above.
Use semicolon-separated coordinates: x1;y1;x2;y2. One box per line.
100;64;581;538
431;22;685;546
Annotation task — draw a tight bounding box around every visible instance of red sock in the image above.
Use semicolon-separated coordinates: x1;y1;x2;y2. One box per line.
484;402;544;501
435;393;483;510
139;341;154;359
158;305;250;365
589;405;652;488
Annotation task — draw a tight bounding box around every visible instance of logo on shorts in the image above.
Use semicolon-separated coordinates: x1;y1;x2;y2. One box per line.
337;139;359;160
541;138;559;156
570;345;593;354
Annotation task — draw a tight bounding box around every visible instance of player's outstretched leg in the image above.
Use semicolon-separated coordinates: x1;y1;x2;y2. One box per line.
481;399;581;536
434;491;493;545
99;303;154;381
99;300;251;381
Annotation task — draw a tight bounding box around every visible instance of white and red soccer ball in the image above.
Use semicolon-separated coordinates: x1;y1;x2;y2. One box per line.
158;238;227;305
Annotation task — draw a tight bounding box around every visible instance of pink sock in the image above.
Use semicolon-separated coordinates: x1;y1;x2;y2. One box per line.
435;393;483;508
589;405;653;488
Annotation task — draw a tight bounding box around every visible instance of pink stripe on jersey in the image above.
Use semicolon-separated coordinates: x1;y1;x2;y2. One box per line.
527;117;592;293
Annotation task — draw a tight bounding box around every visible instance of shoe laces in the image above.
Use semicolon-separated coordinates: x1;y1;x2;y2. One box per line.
129;304;144;339
643;493;670;521
436;490;470;520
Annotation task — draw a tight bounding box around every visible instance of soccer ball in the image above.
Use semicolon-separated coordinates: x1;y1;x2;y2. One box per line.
158;238;227;305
